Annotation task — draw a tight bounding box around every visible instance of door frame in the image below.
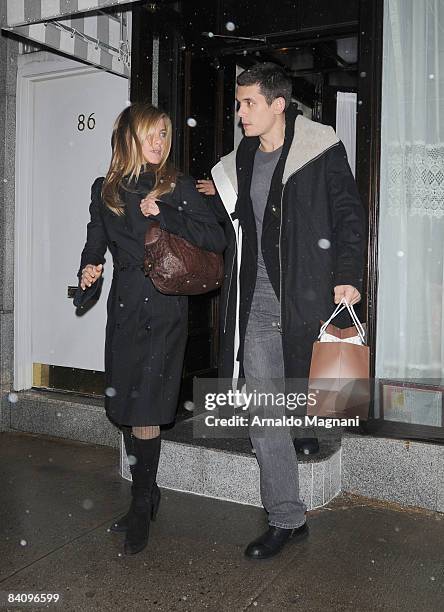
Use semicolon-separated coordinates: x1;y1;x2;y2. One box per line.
14;52;108;390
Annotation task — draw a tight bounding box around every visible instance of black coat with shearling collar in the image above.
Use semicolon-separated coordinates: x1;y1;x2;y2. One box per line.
212;107;367;383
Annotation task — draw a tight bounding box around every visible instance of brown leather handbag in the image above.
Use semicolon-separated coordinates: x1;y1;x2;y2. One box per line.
144;221;224;295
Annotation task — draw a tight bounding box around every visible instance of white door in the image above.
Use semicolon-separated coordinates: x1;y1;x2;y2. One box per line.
15;52;129;388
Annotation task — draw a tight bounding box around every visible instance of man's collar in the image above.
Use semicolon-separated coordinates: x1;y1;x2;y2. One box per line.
282;114;339;183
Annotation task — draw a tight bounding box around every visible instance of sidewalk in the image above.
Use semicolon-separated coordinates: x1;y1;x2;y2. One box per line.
1;431;443;611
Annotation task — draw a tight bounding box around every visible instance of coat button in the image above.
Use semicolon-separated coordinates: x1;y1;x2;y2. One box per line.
144;297;149;302
145;325;151;331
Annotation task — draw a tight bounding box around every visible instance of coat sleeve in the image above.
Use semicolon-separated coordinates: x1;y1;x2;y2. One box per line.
155;175;227;253
73;177;108;308
326;142;367;293
210;191;233;225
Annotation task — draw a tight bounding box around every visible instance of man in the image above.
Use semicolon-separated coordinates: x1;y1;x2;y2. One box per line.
202;63;366;560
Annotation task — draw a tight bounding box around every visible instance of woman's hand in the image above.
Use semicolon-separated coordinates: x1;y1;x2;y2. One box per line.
196;179;216;196
140;196;160;217
80;263;103;290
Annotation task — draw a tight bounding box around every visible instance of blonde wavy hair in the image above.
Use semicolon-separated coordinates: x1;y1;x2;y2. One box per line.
102;103;178;216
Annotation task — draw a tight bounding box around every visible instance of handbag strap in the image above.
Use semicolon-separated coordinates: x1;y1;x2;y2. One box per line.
318;299;366;344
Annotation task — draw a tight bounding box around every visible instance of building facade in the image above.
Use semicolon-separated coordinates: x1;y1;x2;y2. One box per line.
0;0;443;512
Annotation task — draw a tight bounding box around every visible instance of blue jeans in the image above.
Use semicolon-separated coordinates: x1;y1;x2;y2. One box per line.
243;281;307;529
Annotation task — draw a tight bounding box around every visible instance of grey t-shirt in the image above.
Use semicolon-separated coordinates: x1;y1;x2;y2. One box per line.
249;146;282;319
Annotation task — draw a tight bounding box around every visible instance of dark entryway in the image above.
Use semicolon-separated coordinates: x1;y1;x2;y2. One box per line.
130;0;383;418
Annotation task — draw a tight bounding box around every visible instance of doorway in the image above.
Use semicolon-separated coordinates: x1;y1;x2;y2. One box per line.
14;50;129;393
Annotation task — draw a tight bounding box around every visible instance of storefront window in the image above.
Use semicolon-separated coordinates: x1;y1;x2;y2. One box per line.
376;0;444;434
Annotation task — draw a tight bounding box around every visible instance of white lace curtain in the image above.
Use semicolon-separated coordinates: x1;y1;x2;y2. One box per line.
376;0;444;380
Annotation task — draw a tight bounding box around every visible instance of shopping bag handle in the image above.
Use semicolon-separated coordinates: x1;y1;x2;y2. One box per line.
318;299;366;344
318;302;346;337
344;300;366;343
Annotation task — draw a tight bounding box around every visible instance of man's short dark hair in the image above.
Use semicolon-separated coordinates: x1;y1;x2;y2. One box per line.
237;62;292;109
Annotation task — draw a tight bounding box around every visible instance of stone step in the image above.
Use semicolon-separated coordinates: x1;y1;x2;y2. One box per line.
5;391;442;513
120;435;342;509
5;389;341;509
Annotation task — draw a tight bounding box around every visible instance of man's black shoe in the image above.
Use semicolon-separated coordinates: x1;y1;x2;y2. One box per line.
244;523;309;560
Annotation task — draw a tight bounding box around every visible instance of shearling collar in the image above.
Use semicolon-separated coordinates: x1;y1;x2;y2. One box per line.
282;114;339;183
218;148;238;193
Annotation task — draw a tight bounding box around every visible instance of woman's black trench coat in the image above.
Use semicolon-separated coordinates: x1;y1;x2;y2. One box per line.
74;172;226;427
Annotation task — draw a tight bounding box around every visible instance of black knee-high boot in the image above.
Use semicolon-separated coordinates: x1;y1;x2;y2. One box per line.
110;428;161;533
124;434;161;555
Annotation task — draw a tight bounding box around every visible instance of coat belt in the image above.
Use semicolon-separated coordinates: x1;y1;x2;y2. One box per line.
113;262;145;272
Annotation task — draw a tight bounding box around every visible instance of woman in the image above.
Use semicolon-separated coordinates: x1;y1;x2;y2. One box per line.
74;103;225;555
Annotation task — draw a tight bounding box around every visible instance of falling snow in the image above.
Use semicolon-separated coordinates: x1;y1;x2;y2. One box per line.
318;238;331;250
184;400;195;412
